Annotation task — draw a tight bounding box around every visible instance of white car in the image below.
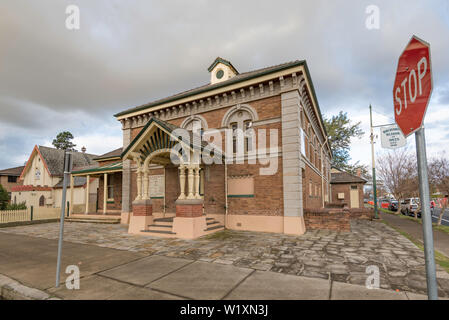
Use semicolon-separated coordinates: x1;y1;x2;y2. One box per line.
401;198;421;217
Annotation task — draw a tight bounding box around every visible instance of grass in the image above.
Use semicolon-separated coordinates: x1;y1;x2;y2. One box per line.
380;218;449;274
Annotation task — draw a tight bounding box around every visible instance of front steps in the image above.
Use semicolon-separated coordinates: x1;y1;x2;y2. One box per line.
140;215;224;238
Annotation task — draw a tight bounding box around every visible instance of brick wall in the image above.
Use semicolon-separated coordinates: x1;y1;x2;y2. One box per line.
165;166;179;213
331;182;365;208
304;208;350;232
0;176;23;194
347;208;374;220
227;160;283;216
303;163;323;209
204;164;225;215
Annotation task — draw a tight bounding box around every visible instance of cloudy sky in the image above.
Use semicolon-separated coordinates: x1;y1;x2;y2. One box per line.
1;0;448;169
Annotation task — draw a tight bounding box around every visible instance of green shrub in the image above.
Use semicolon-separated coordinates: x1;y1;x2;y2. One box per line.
0;184;9;210
6;202;27;210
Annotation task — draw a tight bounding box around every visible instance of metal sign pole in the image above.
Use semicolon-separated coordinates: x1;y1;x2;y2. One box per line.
55;151;72;287
369;105;379;219
415;127;438;300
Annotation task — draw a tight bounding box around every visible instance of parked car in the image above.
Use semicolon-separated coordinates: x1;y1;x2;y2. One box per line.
388;200;398;212
401;198;421;218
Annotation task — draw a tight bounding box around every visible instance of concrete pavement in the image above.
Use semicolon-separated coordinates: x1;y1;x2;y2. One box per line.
0;232;435;300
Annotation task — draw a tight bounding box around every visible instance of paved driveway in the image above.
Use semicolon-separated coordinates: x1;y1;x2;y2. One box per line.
1;220;449;297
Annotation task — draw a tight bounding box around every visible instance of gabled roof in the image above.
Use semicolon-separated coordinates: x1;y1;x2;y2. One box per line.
114;60;309;118
0;166;25;176
20;146;98;179
207;57;239;73
93;148;123;161
331;171;367;184
121;117;221;161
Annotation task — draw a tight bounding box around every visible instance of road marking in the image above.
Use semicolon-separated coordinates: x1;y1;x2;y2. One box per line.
431;215;449;224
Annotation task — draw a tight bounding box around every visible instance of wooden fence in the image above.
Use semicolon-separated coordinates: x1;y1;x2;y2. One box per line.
0;207;61;224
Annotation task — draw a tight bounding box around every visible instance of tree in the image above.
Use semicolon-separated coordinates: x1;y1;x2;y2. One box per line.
0;184;9;210
52;131;77;151
324;111;365;172
429;154;449;225
377;148;418;215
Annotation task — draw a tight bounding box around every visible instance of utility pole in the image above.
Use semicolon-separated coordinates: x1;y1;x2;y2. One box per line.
370;105;379;219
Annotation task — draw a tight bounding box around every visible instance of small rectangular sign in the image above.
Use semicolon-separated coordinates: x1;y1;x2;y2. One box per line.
380;124;406;149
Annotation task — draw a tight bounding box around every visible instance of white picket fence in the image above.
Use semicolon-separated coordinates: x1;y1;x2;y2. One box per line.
0;209;29;223
0;207;61;224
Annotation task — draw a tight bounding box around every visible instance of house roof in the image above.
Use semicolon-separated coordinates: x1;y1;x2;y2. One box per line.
0;166;25;176
331;172;367;184
72;161;123;176
114;60;311;118
53;176;87;188
21;146;98;179
93;148;123;161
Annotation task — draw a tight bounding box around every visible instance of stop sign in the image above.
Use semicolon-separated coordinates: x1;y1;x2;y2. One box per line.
393;35;433;137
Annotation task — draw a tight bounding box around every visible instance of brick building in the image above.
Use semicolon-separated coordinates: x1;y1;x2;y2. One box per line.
73;57;333;238
0;166;24;202
330;168;367;209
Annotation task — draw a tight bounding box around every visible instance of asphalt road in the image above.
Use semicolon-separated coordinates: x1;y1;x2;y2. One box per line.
397;208;449;227
431;208;449;227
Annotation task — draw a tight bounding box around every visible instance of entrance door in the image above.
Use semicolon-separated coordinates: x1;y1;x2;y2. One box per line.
350;186;359;208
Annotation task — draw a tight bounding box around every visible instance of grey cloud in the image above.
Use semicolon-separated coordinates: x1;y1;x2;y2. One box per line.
0;0;449;168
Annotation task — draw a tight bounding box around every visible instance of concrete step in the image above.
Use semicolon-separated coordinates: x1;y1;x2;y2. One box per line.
66;218;120;224
207;220;219;226
204;224;224;232
153;217;174;223
148;224;172;228
148;224;173;232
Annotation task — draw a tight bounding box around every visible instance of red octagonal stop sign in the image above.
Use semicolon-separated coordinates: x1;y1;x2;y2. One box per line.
393;35;433;137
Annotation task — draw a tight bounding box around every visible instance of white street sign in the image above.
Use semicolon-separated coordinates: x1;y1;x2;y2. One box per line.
380;124;406;149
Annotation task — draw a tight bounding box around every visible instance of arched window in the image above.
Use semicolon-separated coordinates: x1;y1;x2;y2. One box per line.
39;195;45;207
181;115;208;137
222;105;258;154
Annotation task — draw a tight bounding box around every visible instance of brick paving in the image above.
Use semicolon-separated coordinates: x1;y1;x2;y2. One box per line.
1;220;449;297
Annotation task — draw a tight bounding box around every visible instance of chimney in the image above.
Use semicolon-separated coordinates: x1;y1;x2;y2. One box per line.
81;146;86;153
356;168;361;177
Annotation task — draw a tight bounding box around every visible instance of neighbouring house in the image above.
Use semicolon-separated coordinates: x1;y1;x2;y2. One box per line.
72;57;333;238
0;166;25;203
72;148;123;215
11;145;99;212
330;168;367;209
